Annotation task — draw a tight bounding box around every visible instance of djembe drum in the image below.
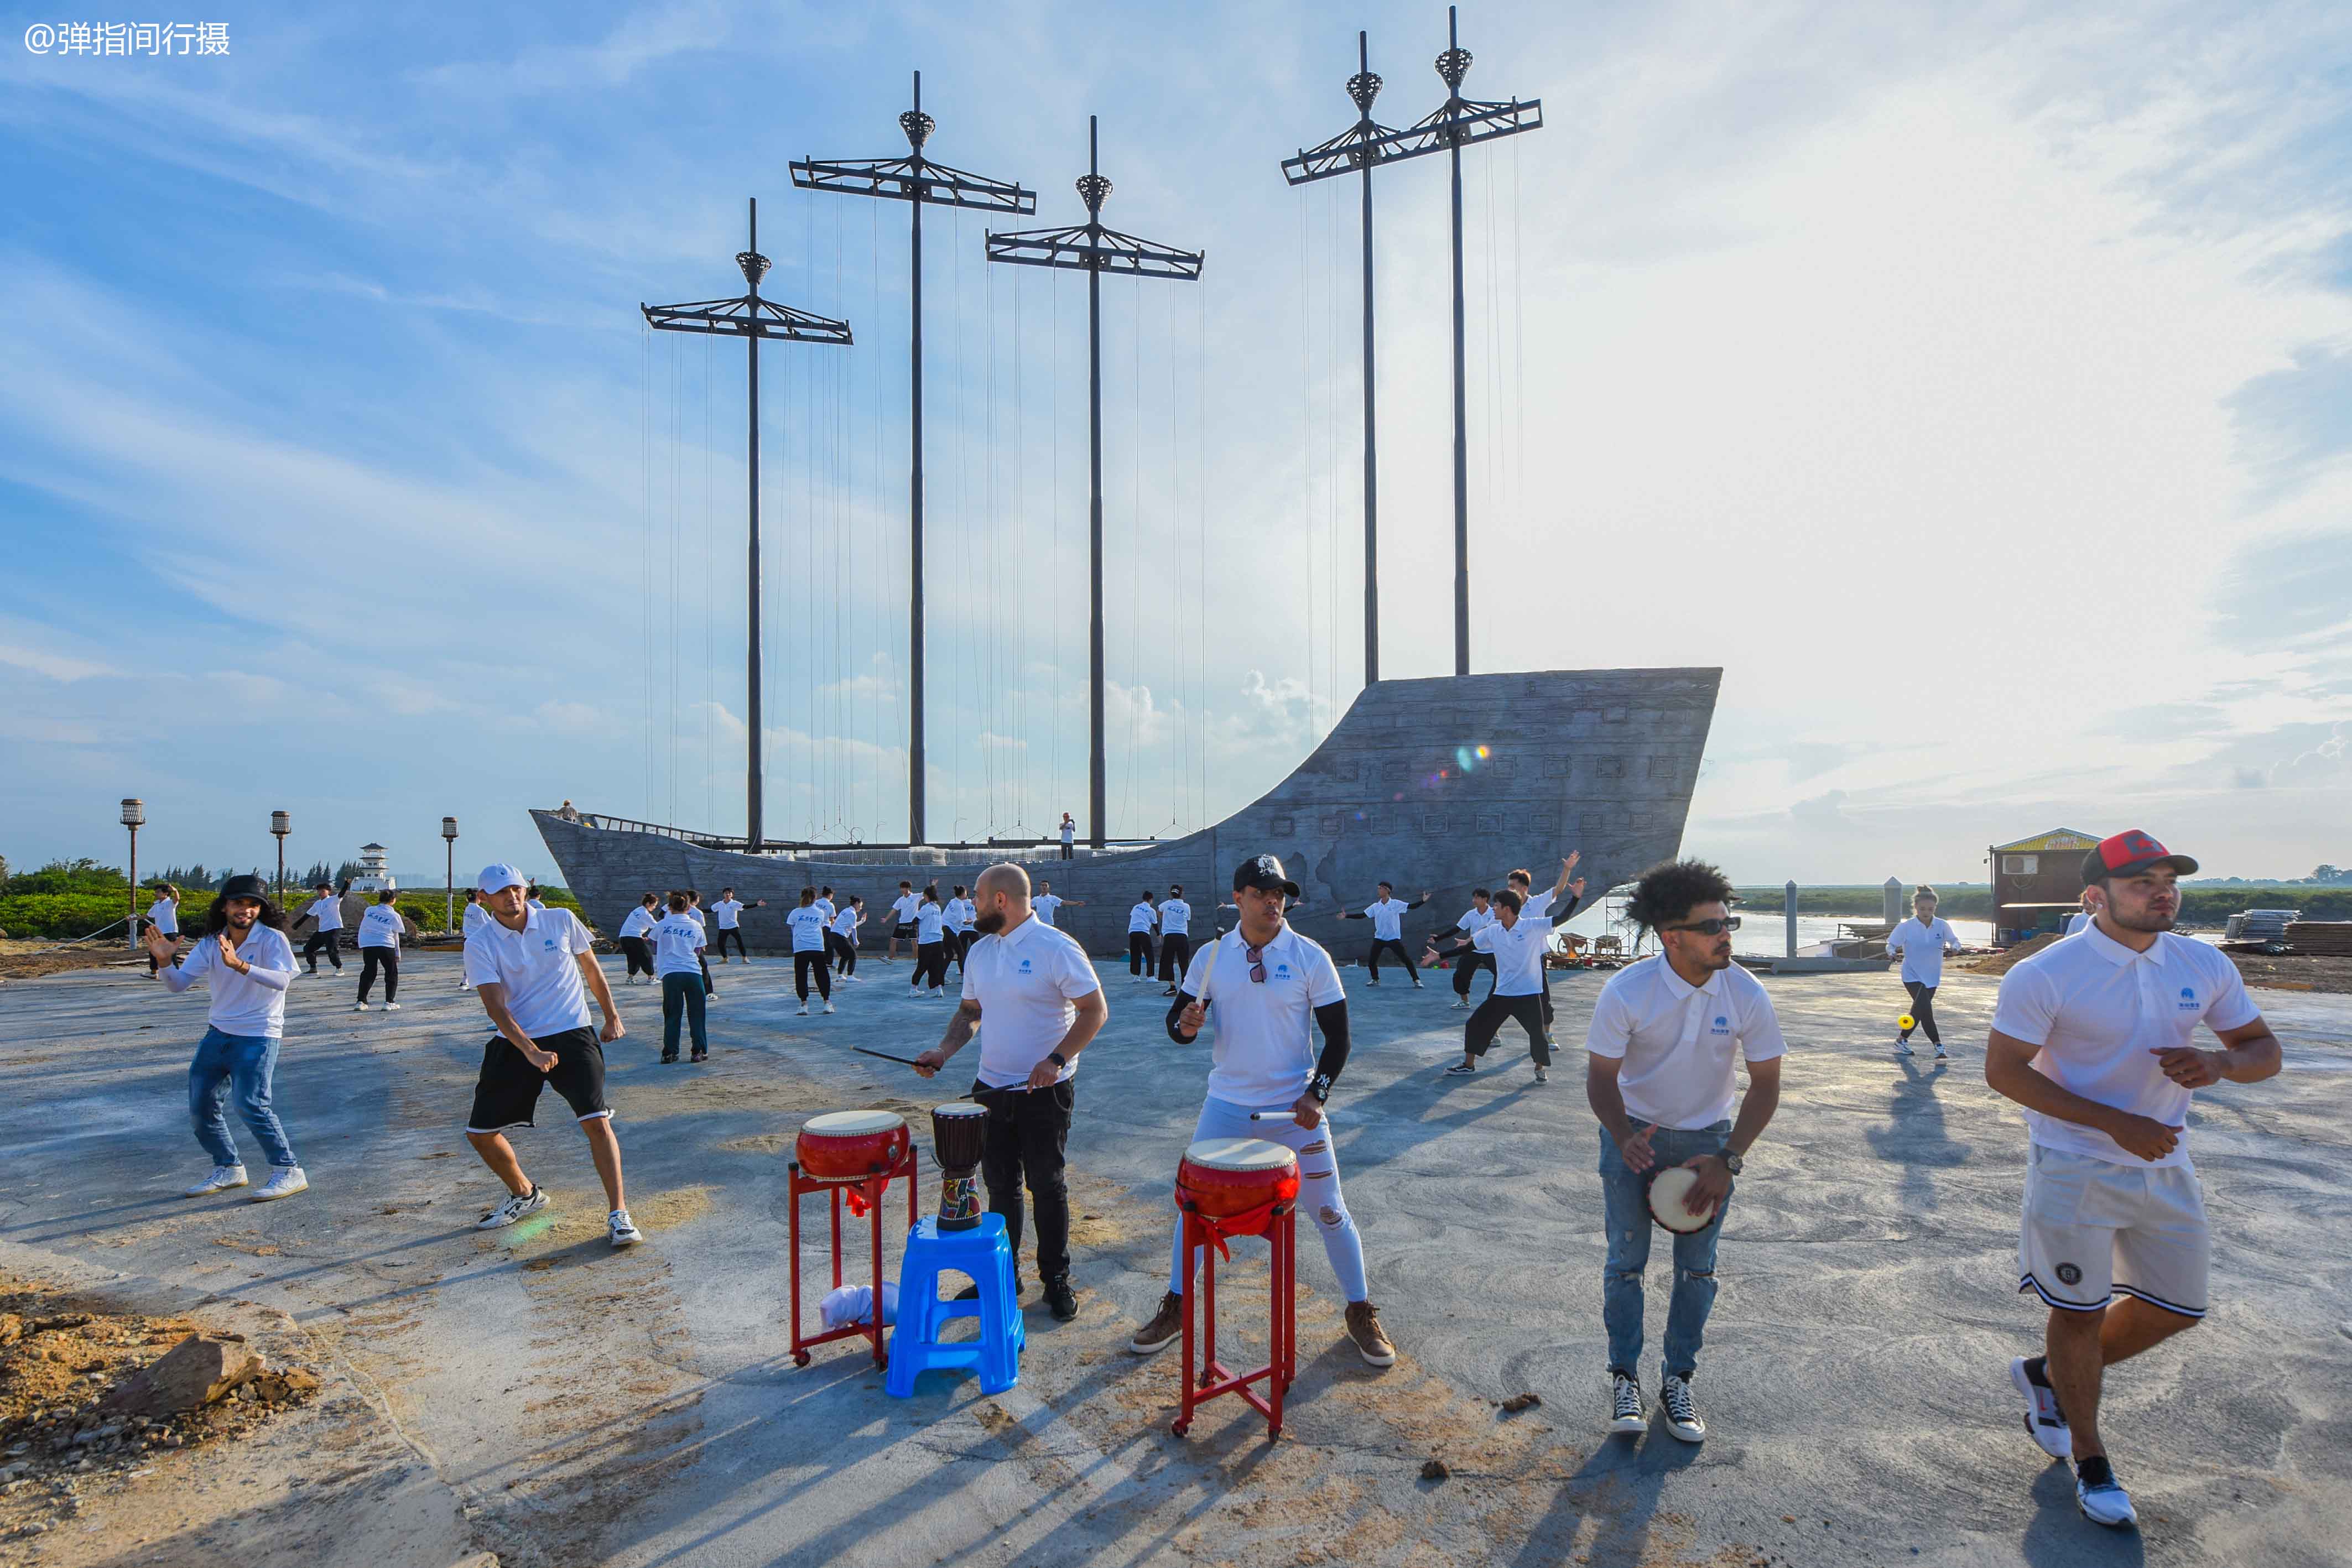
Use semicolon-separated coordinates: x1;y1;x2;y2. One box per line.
930;1102;988;1231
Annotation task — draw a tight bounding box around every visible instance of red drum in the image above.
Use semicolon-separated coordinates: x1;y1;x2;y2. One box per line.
796;1109;910;1181
1176;1138;1299;1231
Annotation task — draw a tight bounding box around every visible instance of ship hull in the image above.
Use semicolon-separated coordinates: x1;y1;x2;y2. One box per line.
532;667;1721;957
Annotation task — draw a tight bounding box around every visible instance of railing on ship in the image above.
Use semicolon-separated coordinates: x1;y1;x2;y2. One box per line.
568;812;1165;856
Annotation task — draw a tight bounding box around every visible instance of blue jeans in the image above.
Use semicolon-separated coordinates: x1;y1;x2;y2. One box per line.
1599;1118;1731;1381
189;1028;297;1169
661;972;707;1056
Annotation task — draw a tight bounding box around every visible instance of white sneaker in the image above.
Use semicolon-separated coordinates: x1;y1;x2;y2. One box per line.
1533;1065;1549;1083
1895;1038;1914;1056
352;1002;371;1012
1365;976;1381;987
821;1001;836;1015
1659;1374;1705;1442
2074;1460;2136;1528
185;1164;247;1197
477;1185;548;1230
610;1210;643;1248
796;1003;809;1016
1450;996;1468;1009
2011;1357;2072;1459
250;1166;308;1202
1607;1371;1646;1434
1933;1043;1948;1060
385;1002;402;1012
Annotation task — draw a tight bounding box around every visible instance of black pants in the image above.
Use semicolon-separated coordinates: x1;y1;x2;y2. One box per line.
302;930;342;971
827;931;857;975
793;950;832;1002
915;940;948;991
699;953;715;996
1059;842;1073;860
714;928;748;960
660;971;707;1058
357;948;399;1003
620;935;653;978
977;1078;1074;1280
1366;937;1415;981
1157;932;1192;984
1127;932;1155;976
1902;981;1940;1044
1449;947;1495;998
1467;991;1552;1065
951;929;975;972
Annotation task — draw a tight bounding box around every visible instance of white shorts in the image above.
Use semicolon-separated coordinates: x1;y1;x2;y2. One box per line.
2017;1144;2209;1319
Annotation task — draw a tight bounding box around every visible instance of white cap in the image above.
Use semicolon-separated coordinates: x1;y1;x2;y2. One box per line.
477;863;528;894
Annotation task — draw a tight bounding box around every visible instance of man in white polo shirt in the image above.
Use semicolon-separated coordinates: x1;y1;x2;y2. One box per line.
1130;853;1397;1368
709;886;763;963
462;863;641;1249
298;881;345;976
1422;888;1498;1008
617;893;661;986
1126;891;1159;982
1985;829;2280;1529
1584;859;1786;1445
460;888;488;990
886;880;919;965
1155;884;1194;997
1340;881;1431;987
785;886;836;1017
944;884;979;971
914;863;1107;1321
1443;886;1573;1082
1885;886;1962;1059
1031;879;1084;929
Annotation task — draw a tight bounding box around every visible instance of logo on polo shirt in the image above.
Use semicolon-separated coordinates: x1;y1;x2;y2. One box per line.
1017;957;1033;975
2178;986;2197;1010
1273;961;1293;980
544;937;558;951
1712;1015;1729;1034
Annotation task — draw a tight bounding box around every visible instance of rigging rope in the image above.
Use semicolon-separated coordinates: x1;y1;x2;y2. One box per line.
1297;185;1314;738
704;336;716;832
1013;264;1028;833
1194;284;1208;834
985;237;1000;834
641;322;655;821
1126;276;1142;837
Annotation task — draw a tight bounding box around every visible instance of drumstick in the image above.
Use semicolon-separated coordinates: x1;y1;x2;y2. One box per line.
852;1046;928;1066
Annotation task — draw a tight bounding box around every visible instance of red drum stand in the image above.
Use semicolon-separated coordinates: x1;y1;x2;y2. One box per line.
787;1147;917;1369
1171;1197;1296;1441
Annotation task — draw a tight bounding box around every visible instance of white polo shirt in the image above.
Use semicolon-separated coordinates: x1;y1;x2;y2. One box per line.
946;898;977;934
1060;821;1076;845
711;898;745;930
1128;902;1158;934
652;913;705;978
1180;925;1346;1107
1452;904;1497;943
1032;894;1064;927
618;905;658;940
1362;897;1411;941
915;900;945;944
464;907;596;1038
357;904;407;949
891;893;920;926
1586;956;1788;1131
785;904;830;952
305;896;342;933
162;925;298;1038
462;902;490;937
685;906;705;929
1158;898;1193;936
1521;887;1558;923
2063;911;2093;937
147;898;179;936
830;906;860;940
1472;914;1551;997
961;914;1102;1088
1885;915;1960;987
1989;925;2260;1169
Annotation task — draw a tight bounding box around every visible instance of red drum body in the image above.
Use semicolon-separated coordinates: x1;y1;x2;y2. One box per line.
796;1109;910;1180
1176;1138;1299;1230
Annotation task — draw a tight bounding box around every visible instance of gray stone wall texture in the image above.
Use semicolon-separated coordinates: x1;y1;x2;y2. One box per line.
531;666;1723;960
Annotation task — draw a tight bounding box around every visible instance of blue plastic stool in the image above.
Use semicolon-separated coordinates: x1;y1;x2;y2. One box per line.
884;1213;1026;1397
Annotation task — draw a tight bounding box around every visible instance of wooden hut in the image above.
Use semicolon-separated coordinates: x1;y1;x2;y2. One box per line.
1988;827;2100;947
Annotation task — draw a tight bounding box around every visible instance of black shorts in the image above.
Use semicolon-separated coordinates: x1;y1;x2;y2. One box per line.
466;1025;609;1134
893;922;917;939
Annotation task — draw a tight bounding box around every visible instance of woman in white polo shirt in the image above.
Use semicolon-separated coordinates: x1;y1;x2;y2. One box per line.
1155;885;1195;997
913;863;1107;1321
354;890;417;1011
1584;859;1786;1446
1130;853;1398;1369
908;885;950;998
617;893;661;985
1126;892;1158;982
827;895;863;980
785;887;836;1016
1985;830;2280;1530
463;863;640;1248
651;892;709;1063
1884;886;1962;1059
945;884;979;972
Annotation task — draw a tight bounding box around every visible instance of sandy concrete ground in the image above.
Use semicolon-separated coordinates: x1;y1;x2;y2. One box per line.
2;951;2347;1568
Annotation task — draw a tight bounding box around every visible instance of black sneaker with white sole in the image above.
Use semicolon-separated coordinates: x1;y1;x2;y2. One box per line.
1607;1371;1646;1434
1659;1373;1705;1441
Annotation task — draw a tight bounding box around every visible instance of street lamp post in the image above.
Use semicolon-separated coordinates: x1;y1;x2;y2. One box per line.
271;811;291;907
119;799;144;950
441;817;460;934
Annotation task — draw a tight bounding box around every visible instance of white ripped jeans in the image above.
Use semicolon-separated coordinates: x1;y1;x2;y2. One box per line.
1168;1095;1369;1303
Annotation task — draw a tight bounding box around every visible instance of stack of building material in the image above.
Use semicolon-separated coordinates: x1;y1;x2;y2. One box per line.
2224;909;2299;942
2285;921;2352;956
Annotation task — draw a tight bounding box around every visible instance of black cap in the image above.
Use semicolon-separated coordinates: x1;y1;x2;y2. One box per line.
1232;854;1301;897
221;874;271;901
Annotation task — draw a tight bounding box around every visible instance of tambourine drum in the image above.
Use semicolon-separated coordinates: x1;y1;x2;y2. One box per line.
795;1109;909;1181
1644;1164;1721;1234
930;1102;988;1231
1176;1138;1299;1230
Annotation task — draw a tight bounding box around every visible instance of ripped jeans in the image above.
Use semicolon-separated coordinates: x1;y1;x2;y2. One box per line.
1599;1118;1732;1381
1169;1095;1368;1303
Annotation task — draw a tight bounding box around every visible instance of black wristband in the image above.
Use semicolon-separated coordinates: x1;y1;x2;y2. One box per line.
1309;1072;1333;1103
1047;1050;1068;1069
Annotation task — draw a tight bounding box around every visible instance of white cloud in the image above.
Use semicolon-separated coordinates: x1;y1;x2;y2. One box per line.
0;642;119;683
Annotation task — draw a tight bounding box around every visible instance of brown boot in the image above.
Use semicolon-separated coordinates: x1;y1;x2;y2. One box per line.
1128;1290;1184;1355
1345;1300;1397;1367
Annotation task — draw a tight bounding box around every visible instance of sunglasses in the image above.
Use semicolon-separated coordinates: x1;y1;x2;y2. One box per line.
1663;916;1741;937
1246;941;1267;983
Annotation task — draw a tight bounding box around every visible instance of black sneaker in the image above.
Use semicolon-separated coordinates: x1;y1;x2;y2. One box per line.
659;1051;680;1064
690;1050;707;1063
1043;1273;1079;1321
954;1273;1026;1302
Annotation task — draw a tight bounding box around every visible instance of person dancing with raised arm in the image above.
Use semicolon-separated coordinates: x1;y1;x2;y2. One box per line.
1340;882;1430;987
1422;888;1498;1008
1128;853;1396;1368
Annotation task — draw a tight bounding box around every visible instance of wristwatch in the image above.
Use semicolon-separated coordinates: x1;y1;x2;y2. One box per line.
1721;1150;1744;1175
1046;1050;1068;1070
1309;1072;1333;1104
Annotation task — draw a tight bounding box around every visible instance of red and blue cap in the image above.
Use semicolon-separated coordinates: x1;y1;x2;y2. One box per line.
2081;830;2197;884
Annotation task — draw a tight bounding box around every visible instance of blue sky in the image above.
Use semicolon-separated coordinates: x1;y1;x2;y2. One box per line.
2;1;2349;888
